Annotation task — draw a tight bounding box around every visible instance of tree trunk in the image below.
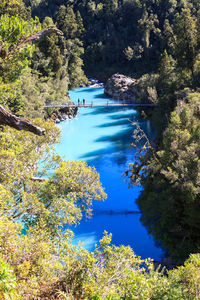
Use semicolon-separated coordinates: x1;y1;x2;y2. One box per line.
0;105;45;135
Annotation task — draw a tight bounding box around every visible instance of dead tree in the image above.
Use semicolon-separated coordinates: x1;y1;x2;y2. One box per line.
0;105;45;135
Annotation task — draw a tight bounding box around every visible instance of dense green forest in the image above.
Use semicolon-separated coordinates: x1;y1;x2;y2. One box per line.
0;0;200;298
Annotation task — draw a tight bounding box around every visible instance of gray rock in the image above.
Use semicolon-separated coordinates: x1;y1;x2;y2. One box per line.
105;73;157;104
104;73;136;102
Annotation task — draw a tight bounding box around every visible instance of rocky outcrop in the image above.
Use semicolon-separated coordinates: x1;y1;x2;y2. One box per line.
47;106;78;123
105;73;158;104
104;74;136;101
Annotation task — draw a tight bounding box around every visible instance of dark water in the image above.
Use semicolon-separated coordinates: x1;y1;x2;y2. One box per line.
55;87;163;260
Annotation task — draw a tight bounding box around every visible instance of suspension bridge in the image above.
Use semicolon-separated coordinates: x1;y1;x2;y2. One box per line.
44;102;155;108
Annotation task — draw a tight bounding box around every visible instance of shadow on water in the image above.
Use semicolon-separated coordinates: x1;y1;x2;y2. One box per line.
94;117;152;147
81;148;132;167
75;87;101;93
95;128;133;145
86;153;131;167
107;113;155;139
83;106;134;116
108;112;147;124
80;110;154;164
94;209;141;216
93;93;110;99
109;112;136;120
80;146;113;158
97;119;133;128
80;127;135;164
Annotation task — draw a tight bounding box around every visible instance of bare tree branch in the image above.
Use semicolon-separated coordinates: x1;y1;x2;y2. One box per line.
0;105;45;135
0;27;63;59
7;27;63;57
31;177;45;182
132;122;159;160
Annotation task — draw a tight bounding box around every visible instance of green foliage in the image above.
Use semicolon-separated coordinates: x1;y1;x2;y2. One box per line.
169;253;200;299
0;12;44;115
55;5;88;88
56;6;78;39
130;73;159;103
127;92;200;261
0;9;72;115
24;0;200;82
174;8;199;85
0;215;63;298
0;0;30;19
0;0;200;298
0;258;17;299
0;120;107;234
0;221;197;299
0;14;41;83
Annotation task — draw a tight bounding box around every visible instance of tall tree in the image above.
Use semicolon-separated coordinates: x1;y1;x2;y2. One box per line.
174;8;199;86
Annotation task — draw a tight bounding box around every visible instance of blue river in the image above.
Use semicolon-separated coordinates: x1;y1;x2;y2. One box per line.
56;86;163;260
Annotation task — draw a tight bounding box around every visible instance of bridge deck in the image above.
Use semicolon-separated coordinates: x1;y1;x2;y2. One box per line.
44;103;154;108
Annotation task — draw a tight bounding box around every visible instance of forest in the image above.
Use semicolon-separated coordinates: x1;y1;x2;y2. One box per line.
0;0;200;299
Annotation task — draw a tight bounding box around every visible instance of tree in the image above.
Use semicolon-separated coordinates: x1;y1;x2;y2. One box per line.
127;92;200;261
0;14;41;83
0;258;17;299
0;12;66;130
138;8;160;51
102;0;118;18
0;121;107;231
174;8;199;86
56;6;78;39
0;0;30;19
56;5;87;88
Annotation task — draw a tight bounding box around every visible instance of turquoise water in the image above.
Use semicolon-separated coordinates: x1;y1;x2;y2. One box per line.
56;87;163;260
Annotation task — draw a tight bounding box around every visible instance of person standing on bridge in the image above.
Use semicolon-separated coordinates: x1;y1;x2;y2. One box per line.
83;99;85;106
78;99;80;106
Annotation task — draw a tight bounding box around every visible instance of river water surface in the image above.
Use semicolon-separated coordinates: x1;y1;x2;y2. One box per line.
56;87;163;260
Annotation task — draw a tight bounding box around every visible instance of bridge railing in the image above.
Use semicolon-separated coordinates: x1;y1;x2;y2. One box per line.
44;100;155;108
